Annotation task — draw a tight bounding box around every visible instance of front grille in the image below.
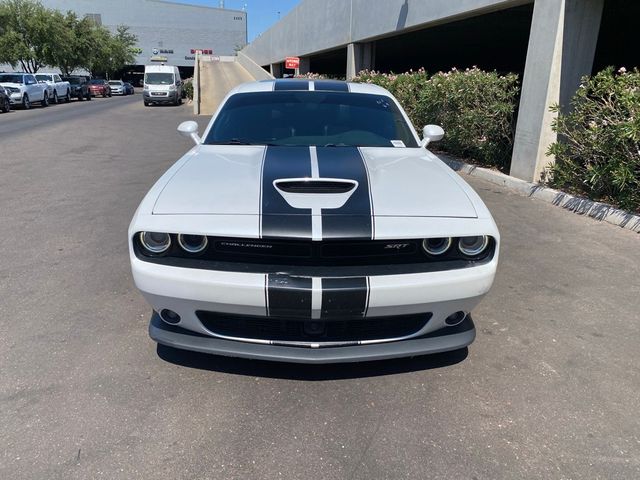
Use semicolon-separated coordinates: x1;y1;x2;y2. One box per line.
196;311;432;346
134;235;496;274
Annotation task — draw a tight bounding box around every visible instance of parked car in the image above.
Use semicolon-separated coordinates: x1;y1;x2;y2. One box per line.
129;79;500;363
123;82;135;95
88;79;111;97
0;85;11;113
0;72;49;109
62;76;91;101
108;80;126;95
143;65;182;106
35;73;71;104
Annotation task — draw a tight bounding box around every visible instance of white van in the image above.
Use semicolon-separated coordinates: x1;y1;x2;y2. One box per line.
143;65;183;106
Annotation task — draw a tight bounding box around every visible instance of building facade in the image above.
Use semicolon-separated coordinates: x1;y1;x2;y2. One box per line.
42;0;247;68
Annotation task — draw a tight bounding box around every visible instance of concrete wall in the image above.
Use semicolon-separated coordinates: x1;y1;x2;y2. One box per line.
41;0;247;66
242;0;530;66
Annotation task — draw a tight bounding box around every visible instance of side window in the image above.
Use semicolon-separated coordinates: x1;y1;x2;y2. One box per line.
54;75;61;82
26;75;35;85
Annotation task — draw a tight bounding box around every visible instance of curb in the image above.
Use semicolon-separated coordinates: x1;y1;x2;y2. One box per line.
438;154;640;234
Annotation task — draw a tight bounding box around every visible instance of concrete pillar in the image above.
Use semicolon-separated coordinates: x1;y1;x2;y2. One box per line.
270;63;283;78
346;42;374;80
298;57;311;75
510;0;604;182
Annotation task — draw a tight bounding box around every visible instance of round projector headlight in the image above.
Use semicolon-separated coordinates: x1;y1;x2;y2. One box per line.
458;236;489;256
139;231;171;254
422;237;452;256
178;234;208;254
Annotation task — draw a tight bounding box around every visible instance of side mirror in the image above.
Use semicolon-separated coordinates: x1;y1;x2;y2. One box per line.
420;125;445;148
177;120;201;145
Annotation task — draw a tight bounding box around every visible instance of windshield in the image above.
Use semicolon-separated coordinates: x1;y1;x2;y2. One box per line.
204;91;418;148
109;81;123;86
144;73;174;85
66;77;82;85
89;79;104;85
0;74;24;84
35;74;52;82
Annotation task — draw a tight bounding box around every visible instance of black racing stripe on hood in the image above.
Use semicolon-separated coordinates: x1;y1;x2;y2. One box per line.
316;147;373;240
321;277;368;319
261;146;312;239
273;79;309;91
266;274;312;319
313;80;349;92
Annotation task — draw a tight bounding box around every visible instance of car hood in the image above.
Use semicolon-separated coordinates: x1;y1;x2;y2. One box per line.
153;145;477;220
0;82;24;89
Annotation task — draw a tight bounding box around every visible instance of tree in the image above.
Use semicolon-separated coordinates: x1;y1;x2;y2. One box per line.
85;25;138;77
0;0;60;73
52;11;94;76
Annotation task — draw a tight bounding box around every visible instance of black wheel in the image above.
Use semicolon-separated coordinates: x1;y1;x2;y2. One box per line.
108;91;112;97
86;92;92;101
22;94;31;110
41;92;49;107
144;101;150;106
78;93;83;101
52;91;58;104
65;90;71;102
2;98;9;113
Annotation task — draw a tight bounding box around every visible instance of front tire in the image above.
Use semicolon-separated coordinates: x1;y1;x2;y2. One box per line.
2;98;9;113
41;92;49;107
52;91;58;104
65;89;71;102
22;94;31;110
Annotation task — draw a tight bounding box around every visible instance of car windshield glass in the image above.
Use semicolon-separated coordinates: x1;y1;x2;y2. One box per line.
35;75;52;82
204;91;418;148
89;79;103;84
109;81;122;85
145;73;174;85
66;78;81;84
0;74;24;84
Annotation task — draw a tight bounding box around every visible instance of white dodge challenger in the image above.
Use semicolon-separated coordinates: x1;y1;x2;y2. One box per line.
129;79;499;363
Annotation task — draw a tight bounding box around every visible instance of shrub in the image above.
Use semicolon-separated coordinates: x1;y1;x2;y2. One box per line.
182;77;193;100
353;68;520;170
547;67;640;213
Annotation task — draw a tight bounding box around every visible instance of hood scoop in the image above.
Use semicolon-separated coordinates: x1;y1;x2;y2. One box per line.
274;178;357;194
273;178;358;210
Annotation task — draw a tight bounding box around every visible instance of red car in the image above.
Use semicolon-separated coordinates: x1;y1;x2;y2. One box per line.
88;79;112;98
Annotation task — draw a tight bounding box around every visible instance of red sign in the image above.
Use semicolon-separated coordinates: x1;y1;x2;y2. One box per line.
191;49;213;55
285;57;300;70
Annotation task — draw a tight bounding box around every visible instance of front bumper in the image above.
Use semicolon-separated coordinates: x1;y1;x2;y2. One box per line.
144;91;177;103
132;255;496;362
150;312;476;364
8;93;22;105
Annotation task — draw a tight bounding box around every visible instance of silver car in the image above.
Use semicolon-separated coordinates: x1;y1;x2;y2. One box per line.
108;80;126;96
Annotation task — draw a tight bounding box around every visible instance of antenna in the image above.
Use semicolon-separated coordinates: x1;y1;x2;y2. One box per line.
219;0;224;8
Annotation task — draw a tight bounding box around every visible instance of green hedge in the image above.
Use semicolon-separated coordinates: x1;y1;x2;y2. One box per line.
182;78;194;100
353;67;520;170
547;67;640;213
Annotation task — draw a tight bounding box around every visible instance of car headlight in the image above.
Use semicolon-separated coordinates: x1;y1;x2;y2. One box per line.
139;232;171;254
458;236;489;256
178;234;208;253
169;84;176;91
422;237;452;256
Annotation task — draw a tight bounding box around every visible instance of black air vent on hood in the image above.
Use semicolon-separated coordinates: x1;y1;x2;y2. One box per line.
274;179;357;194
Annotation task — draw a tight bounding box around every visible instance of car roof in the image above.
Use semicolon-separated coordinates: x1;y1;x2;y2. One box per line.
232;79;391;96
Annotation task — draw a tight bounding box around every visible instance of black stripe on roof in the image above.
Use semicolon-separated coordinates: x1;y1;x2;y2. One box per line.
313;80;349;92
273;79;310;91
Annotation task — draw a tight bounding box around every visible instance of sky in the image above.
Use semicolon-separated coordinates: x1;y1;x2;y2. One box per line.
172;0;301;42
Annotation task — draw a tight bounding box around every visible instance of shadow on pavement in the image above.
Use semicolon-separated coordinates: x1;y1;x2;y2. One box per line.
156;344;468;380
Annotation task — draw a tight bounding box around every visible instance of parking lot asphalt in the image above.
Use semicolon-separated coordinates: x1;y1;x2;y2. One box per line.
0;94;639;480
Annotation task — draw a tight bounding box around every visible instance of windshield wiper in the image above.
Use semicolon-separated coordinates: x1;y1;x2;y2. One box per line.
212;139;279;146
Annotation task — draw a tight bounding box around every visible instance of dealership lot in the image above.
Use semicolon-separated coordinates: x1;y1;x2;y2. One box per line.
0;96;638;479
